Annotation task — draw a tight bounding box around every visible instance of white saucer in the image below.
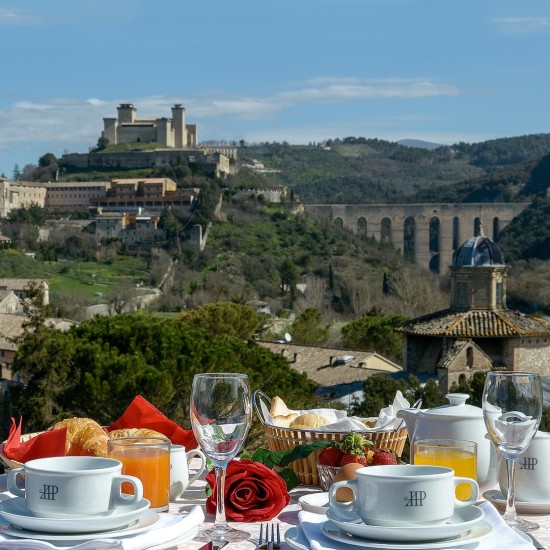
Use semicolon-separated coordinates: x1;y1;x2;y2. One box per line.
322;519;493;549
299;492;329;514
326;505;485;542
483;490;550;515
0;496;151;533
285;525;310;550
0;509;159;543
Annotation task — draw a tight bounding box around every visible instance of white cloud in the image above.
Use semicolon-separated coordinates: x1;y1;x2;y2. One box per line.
493;17;550;33
0;9;40;26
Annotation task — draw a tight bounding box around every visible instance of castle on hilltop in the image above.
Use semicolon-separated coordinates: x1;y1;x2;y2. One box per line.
102;104;198;149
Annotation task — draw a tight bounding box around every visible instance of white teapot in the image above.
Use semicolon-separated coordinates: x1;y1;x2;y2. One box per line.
396;393;499;491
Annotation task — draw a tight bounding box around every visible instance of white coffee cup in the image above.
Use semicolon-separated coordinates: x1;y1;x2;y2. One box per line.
499;430;550;502
7;456;143;518
169;445;206;500
329;464;479;526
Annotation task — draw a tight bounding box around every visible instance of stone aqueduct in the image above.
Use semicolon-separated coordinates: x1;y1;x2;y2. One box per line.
303;203;530;272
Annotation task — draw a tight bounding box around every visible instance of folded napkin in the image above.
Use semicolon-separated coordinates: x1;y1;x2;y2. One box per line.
106;395;197;450
3;419;67;463
3;395;197;463
299;502;535;549
0;504;205;550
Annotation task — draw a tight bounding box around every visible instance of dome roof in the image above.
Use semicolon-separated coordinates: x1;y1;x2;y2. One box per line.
453;234;505;267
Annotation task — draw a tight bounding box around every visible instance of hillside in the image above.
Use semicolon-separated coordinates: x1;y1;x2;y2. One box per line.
232;133;550;204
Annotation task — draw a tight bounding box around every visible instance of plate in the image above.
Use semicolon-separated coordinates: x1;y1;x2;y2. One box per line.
299;492;329;514
322;520;493;549
285;525;310;550
326;505;484;542
0;496;151;533
483;490;550;515
0;509;159;543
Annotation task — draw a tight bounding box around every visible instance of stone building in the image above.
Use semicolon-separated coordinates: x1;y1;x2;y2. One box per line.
44;181;110;213
102;104;198;148
396;232;550;391
0;177;47;218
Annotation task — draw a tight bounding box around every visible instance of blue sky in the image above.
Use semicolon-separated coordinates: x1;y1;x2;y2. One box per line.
1;0;549;176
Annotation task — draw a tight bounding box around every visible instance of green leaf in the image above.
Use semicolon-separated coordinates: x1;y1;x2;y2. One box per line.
250;447;275;468
240;449;252;461
278;468;300;491
276;440;332;467
205;484;212;497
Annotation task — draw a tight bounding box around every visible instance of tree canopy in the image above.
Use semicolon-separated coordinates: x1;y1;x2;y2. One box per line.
9;314;316;441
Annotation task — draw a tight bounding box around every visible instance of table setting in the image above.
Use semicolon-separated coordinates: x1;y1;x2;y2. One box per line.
0;371;549;549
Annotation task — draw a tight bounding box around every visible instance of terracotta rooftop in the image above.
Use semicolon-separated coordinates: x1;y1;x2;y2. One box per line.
259;341;401;387
396;309;550;338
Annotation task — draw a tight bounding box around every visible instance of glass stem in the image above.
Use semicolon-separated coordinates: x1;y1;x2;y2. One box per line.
503;457;518;523
214;465;227;529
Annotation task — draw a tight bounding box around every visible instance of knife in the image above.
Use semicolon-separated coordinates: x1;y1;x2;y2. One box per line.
528;532;546;550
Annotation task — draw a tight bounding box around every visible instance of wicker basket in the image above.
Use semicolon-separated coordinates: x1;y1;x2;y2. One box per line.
253;391;408;486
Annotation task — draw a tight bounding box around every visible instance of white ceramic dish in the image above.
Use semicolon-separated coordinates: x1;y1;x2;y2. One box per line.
483;490;550;515
0;509;160;543
321;520;493;549
326;505;484;542
299;492;329;514
285;525;310;550
0;496;151;534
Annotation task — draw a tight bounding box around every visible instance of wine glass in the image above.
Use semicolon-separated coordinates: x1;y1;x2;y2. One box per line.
190;372;252;542
482;371;542;532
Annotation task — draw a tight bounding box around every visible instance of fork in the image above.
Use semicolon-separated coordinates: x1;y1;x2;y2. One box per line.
258;522;281;549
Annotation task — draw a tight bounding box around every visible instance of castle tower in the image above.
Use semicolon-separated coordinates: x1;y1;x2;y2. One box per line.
171;104;186;148
117;103;136;124
102;118;117;145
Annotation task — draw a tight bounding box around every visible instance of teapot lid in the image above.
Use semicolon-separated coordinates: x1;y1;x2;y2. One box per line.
423;393;483;419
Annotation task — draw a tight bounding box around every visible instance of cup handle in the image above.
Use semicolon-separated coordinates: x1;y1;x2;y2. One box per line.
111;475;144;507
185;449;206;487
453;477;479;507
328;480;358;513
6;468;26;498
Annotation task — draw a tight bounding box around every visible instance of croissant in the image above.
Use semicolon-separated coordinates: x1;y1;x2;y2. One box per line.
52;417;109;457
108;428;165;439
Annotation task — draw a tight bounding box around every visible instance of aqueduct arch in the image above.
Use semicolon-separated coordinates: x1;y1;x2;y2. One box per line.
304;203;529;273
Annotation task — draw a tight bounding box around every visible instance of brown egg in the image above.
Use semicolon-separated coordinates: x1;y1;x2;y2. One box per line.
332;463;364;502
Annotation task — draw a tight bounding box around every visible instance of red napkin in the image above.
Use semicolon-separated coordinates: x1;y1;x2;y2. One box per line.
107;395;197;450
2;418;67;463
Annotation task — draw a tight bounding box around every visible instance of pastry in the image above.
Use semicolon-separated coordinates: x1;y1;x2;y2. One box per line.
52;417;109;457
108;428;165;439
289;413;329;429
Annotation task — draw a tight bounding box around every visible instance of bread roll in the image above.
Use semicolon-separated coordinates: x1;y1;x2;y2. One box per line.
289;413;329;430
270;396;293;418
109;428;165;439
52;417;109;457
271;413;299;428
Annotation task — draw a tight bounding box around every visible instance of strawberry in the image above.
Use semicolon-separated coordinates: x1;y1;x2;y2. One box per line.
318;445;344;467
372;448;398;466
340;451;368;467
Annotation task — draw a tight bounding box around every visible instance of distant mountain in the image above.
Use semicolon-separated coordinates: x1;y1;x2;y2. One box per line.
397;139;444;150
235;134;550;204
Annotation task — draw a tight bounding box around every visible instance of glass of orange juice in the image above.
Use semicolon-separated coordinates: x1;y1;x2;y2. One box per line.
413;439;477;501
108;436;171;512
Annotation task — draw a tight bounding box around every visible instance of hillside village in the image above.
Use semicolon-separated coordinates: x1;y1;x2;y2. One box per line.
2;102;550;415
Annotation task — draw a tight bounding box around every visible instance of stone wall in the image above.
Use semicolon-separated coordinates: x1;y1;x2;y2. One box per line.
517;337;550;376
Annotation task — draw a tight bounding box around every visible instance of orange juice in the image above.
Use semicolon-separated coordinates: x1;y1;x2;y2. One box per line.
109;446;170;510
414;447;477;500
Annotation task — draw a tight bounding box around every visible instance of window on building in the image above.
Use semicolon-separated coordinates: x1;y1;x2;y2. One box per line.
496;282;504;308
456;282;468;307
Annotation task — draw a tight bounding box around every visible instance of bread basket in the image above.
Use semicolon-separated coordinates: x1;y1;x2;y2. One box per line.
253;390;408;486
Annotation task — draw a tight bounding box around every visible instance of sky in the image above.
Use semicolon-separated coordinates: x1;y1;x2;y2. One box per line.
1;0;549;176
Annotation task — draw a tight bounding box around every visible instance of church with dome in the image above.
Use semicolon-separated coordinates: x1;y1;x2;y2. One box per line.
396;231;550;391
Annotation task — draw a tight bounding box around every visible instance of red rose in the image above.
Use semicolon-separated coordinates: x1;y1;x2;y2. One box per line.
205;459;290;522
